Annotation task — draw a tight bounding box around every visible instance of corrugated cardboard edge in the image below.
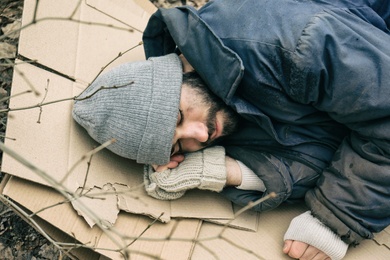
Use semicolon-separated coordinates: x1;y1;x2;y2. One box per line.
374;226;390;249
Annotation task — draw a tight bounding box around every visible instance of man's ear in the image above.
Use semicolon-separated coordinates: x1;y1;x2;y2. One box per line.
179;54;195;73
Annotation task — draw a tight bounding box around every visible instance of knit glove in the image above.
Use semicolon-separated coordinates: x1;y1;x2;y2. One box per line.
144;166;186;200
144;146;227;200
284;211;349;260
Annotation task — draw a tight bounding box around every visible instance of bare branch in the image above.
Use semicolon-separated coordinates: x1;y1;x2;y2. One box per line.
0;90;32;103
0;81;134;113
60;138;116;184
37;79;49;123
78;154;94;195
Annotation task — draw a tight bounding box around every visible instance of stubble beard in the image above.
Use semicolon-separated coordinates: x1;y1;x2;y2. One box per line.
201;102;240;147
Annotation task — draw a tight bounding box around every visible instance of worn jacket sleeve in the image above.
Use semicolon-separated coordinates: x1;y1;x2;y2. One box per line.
284;8;390;245
221;145;320;212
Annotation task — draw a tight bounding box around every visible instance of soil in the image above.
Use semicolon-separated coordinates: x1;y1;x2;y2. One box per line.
0;0;207;259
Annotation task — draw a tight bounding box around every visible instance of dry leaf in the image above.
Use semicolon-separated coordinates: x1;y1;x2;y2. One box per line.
1;20;22;39
0;42;16;59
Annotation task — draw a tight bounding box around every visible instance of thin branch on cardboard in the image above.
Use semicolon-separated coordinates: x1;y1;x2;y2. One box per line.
69;0;82;19
166;219;180;239
196;242;220;260
86;42;143;89
3;1;134;55
125;212;165;247
74;82;134;101
78;154;94;195
86;2;145;33
0;17;135;43
60;138;116;184
4;58;40;96
31;0;39;23
213;192;277;236
0;90;32;103
54;41;141;113
75;187;108;201
0;135;16;141
29;198;73;218
0;82;134;113
37;79;49;123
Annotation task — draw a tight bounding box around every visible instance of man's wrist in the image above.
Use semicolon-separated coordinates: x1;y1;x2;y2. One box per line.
235;160;266;192
225;156;242;186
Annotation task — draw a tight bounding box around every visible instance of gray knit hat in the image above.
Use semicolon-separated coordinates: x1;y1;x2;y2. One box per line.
72;53;182;165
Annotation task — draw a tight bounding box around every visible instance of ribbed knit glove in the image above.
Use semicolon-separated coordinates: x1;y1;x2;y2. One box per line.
284;211;349;260
144;146;227;200
143;177;186;200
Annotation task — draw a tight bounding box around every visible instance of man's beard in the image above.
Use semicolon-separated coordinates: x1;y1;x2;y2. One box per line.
201;101;240;147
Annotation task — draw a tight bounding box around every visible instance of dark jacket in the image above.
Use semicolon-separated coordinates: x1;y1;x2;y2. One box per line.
143;0;390;245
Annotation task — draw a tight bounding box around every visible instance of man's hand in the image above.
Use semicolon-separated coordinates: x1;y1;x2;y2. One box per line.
144;146;227;200
283;211;348;260
152;154;185;172
283;240;331;260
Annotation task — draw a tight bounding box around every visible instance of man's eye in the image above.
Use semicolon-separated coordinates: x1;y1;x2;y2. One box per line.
177;140;183;154
177;109;183;125
171;141;183;155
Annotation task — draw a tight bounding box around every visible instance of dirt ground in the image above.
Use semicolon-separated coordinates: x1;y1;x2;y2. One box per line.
0;0;207;259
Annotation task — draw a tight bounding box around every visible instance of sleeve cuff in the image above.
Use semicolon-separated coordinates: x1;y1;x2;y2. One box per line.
284;211;348;260
235;160;266;192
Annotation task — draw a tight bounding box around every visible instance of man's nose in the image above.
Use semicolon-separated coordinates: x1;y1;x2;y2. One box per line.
177;122;209;143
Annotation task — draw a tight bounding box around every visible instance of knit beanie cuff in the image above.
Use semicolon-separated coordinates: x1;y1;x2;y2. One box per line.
136;54;183;165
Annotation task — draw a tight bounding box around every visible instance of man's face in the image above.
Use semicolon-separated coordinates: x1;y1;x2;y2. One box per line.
170;84;239;155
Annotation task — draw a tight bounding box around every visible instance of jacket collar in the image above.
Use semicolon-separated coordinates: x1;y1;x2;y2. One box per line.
143;6;244;104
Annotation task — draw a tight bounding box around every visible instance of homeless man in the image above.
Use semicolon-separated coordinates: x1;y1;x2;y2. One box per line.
73;55;341;260
73;0;390;259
